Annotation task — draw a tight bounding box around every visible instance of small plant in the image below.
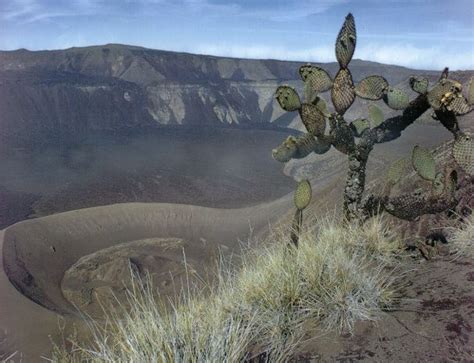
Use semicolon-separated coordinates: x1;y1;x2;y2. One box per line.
290;179;312;247
272;13;474;227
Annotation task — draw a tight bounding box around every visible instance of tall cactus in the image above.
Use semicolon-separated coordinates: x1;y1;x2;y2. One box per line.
271;13;474;227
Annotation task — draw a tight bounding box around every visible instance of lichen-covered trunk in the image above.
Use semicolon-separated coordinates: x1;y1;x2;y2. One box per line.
343;148;369;221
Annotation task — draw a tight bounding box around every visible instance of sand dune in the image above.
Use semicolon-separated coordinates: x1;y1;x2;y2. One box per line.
0;197;292;359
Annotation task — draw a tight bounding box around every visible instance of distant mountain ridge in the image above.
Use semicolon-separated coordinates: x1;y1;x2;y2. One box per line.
3;43;471;150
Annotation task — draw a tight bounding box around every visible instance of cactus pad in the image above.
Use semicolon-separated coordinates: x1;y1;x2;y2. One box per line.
453;133;474;175
314;97;329;116
427;79;462;111
296;133;331;156
335;13;356;68
368;104;384;128
275;85;301;112
409;76;429;94
331;68;355;115
355;75;388;100
385;192;425;221
386;158;408;185
350;118;370;137
300;103;326;136
383;88;409;110
467;77;474;105
412;145;436;181
272;136;298;162
446;95;472;115
294;179;312;210
299;65;333;93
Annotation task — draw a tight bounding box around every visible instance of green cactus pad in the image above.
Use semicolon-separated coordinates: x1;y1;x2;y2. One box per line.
331;68;355;115
386;158;408;185
295;133;330;157
300;103;326;136
355;75;388;100
304;81;318;104
383;88;409;110
453;133;474;175
432;172;444;196
446;95;472;115
299;65;333;93
350;118;370;137
329;119;355;154
335;13;356;68
368;104;384;128
294;179;312;210
275;85;301;112
409;76;429;94
314;97;329;116
468;77;474;105
272;136;298;162
412;145;436;181
427;79;462;111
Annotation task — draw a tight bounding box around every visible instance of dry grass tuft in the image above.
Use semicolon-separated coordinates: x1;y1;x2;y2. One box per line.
448;213;474;259
50;216;406;362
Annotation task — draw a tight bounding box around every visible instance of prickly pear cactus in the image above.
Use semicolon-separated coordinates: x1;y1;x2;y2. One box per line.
300;103;326;136
276;85;301;111
427;79;462;111
299;65;333;93
294;179;312;210
467;77;474;105
383;87;409;110
386;158;408;185
331;68;355;115
446;95;472;115
329;116;355;154
412;145;436;181
290;179;312;247
453;133;474;175
385;192;426;221
355;75;388;100
272;135;298;162
269;13;471;228
350;118;370;137
335;13;356;68
272;133;331;163
409;76;429;94
314;97;329;116
368;104;384;128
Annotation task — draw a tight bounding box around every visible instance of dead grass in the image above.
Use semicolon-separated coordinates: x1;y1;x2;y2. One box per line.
448;213;474;259
49;215;406;362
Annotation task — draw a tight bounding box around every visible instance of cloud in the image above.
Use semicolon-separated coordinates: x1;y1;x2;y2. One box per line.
194;42;474;70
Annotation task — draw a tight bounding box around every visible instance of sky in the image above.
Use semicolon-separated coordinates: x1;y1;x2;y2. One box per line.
0;0;473;70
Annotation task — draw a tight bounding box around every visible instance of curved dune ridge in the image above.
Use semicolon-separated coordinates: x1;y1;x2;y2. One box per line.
0;198;291;358
3;198;289;314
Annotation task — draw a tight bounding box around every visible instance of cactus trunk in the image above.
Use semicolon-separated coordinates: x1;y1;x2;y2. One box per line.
344;148;370;220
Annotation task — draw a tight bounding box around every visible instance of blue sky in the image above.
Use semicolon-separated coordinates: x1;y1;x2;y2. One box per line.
0;0;473;70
